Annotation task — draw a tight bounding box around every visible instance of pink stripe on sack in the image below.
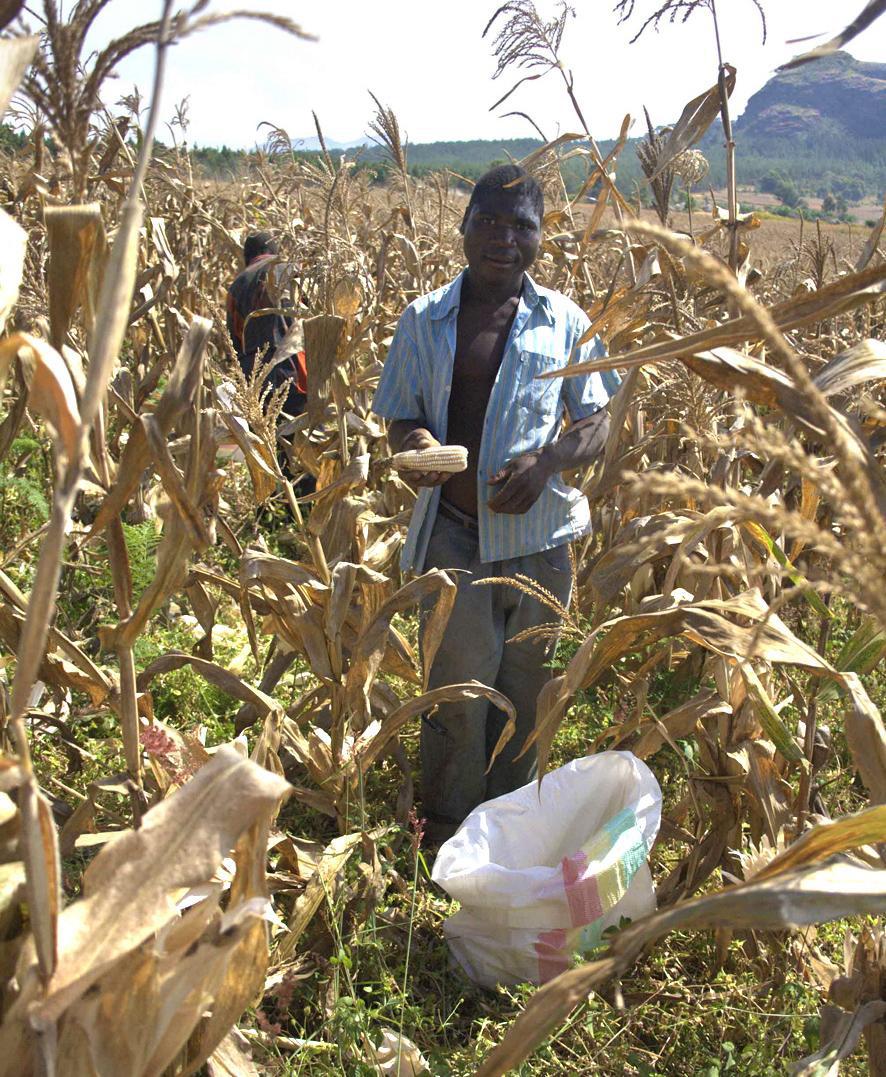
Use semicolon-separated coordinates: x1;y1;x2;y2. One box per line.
562;852;604;927
534;929;569;983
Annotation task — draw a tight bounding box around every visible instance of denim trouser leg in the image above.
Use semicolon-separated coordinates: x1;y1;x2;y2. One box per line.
485;541;573;799
420;512;573;825
421;515;504;825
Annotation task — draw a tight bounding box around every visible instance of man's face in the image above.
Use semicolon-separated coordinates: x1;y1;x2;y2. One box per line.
462;186;542;292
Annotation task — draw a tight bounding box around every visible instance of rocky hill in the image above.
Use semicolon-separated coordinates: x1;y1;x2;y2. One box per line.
734;51;886;142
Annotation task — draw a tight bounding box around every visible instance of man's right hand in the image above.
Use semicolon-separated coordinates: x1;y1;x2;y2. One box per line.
398;428;449;488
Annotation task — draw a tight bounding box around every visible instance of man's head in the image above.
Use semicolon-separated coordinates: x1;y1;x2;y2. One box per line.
461;165;544;292
461;165;544;230
243;231;278;266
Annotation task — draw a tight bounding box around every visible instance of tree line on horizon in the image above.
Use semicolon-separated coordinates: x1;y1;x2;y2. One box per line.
1;121;883;220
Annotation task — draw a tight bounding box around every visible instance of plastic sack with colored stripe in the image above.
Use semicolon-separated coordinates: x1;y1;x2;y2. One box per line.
431;752;662;988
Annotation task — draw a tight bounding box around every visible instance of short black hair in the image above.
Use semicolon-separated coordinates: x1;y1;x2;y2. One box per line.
462;164;544;231
243;231;277;265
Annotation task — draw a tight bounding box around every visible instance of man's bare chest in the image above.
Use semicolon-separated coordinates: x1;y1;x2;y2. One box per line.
451;303;518;401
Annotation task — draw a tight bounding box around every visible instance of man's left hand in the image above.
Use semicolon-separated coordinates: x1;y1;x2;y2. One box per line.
487;450;552;515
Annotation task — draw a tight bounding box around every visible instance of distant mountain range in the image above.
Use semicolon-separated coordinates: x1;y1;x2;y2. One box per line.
292;135;367;152
287;52;886;165
190;52;885;204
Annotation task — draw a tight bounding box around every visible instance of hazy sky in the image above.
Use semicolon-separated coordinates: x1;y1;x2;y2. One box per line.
81;1;886;149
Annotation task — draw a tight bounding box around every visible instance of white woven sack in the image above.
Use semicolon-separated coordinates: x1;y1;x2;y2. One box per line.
432;752;662;988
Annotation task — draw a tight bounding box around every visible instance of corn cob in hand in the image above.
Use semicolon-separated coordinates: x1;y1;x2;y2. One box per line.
391;445;468;474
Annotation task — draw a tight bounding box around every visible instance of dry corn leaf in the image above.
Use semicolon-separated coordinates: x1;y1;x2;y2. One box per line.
136;652;280;719
81;194;144;430
241;549;326;595
7;746;289;1025
275;829;371;961
587;512;701;605
142;413;211;547
324;560;387;647
44;203;107;348
790;1000;886;1076
270;601;334;680
325;561;360;648
838;673;886;805
355;680;517;772
628;690;731;759
306;454;370;516
781;0;886;68
555;261;886;380
345;569;456;722
647;66;735;182
420;570;456;692
526;589;836;777
0;35;37;117
218;404;279;504
332;276;362;319
0;603;112;706
17;783;60;985
49;896;269;1077
739;662;805;764
304;313;346;426
371;1028;429;1076
87;317;210;540
745;741;795;845
117;412;223;646
0;333;81;460
184;817;277;1076
206;1031;260;1077
651;346;886;516
0;209;26;336
812;338;886;398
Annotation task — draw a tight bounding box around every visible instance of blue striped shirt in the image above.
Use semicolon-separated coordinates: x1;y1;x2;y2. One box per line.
372;270;620;572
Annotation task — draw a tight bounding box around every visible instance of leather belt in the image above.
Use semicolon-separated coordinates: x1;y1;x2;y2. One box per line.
437;497;479;533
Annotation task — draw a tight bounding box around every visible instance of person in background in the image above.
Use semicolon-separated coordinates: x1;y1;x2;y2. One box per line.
226;230;307;418
372;164;620;844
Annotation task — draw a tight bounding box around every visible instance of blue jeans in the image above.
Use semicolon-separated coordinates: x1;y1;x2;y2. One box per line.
420;506;574;829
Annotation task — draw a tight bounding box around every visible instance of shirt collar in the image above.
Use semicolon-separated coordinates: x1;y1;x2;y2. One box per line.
429;269;554;323
522;273;554;323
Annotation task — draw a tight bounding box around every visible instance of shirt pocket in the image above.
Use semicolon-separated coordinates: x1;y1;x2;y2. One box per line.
518;350;565;423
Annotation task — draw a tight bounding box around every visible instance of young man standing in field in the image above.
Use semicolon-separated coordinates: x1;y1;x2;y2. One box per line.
372;165;620;843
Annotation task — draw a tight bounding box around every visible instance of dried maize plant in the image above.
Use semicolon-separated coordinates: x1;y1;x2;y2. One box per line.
474;203;886;1074
462;8;886;1072
789;924;886;1074
187;197;516;836
470;189;886;1072
0;0;883;1068
672;146;709;237
0;7;369;1075
237;90;885;1072
636;109;677;228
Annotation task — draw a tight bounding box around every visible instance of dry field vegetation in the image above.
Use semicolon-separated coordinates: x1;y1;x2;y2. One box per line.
0;1;885;1075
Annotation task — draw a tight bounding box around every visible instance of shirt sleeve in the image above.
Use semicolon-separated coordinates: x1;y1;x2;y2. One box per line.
562;316;622;423
371;304;427;422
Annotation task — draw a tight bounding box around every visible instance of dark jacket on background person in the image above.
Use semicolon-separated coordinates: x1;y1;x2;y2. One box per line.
226;250;307;416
